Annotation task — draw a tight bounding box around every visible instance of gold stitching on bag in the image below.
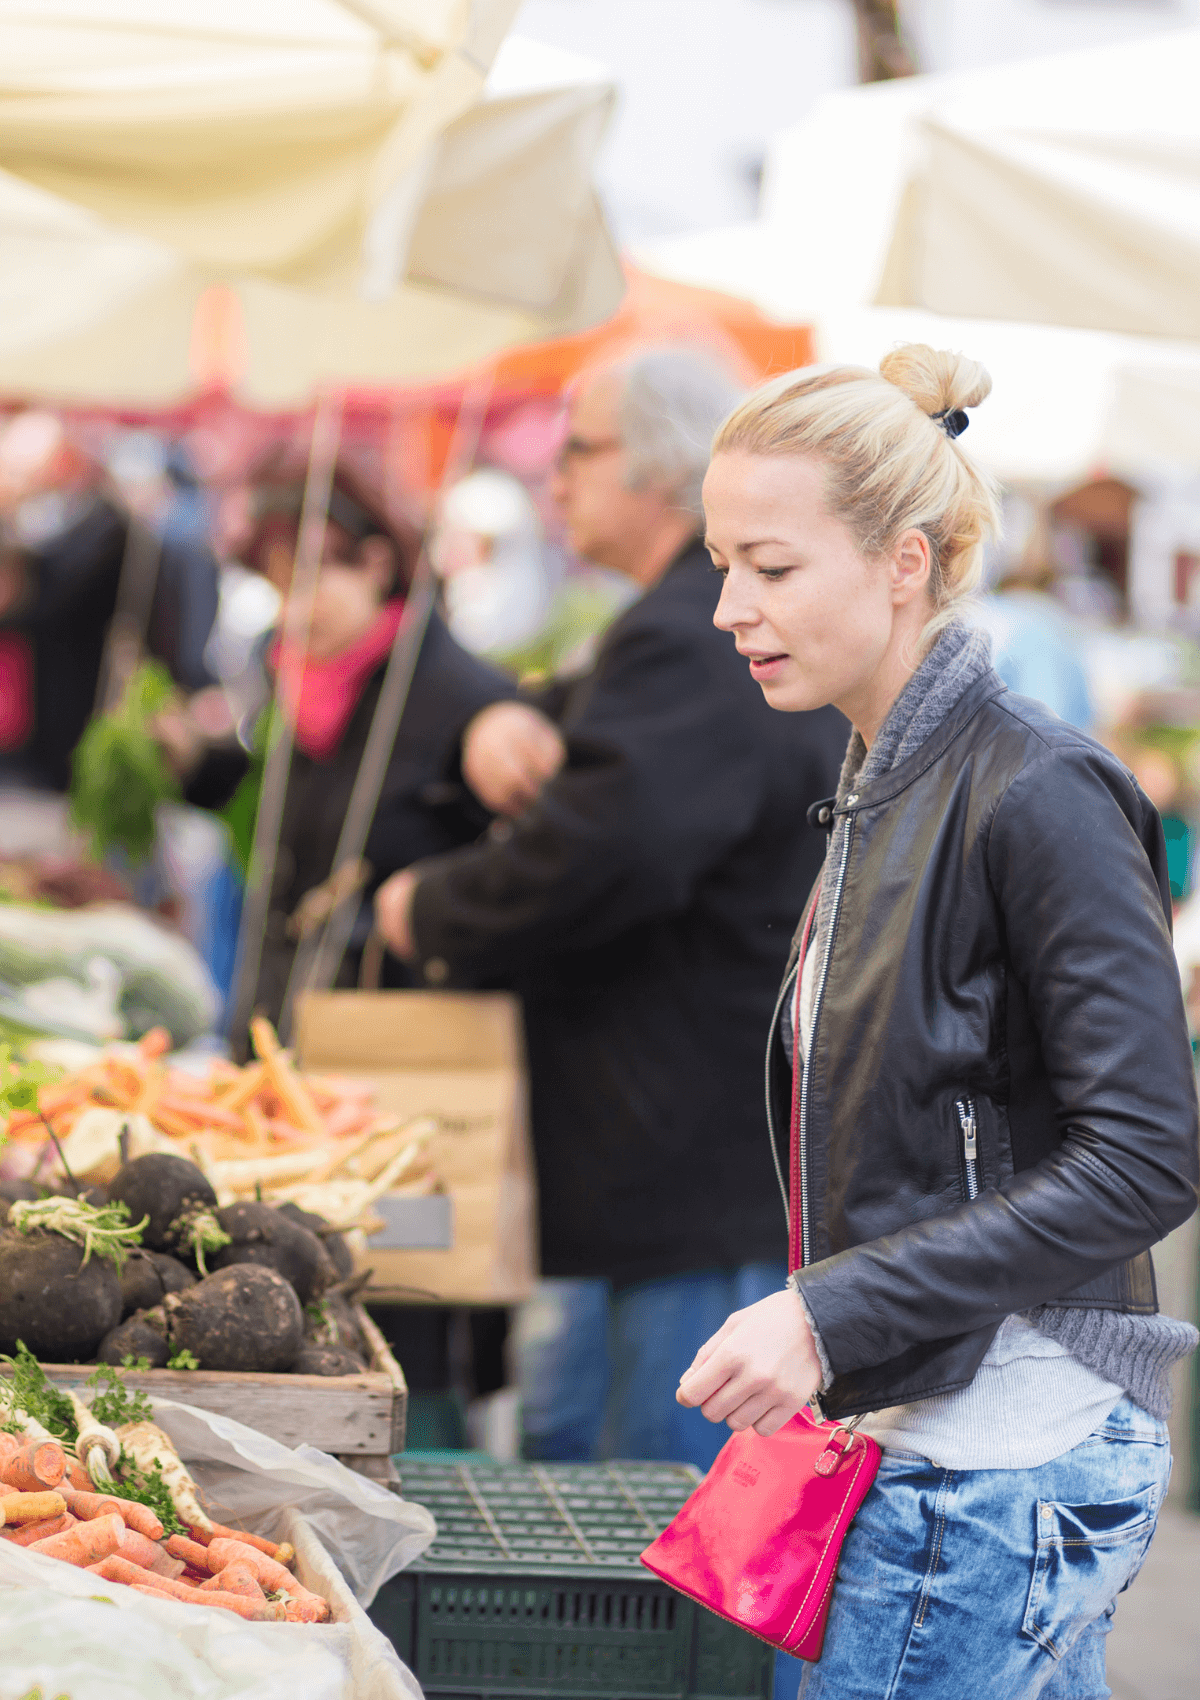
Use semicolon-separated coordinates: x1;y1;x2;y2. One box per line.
781;1445;870;1646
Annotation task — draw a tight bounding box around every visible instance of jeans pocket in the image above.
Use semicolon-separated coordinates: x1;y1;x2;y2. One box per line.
1022;1485;1158;1658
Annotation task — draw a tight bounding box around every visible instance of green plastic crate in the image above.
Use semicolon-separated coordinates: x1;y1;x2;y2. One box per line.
369;1457;773;1700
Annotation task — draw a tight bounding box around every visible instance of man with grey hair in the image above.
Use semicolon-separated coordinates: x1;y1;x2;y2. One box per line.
376;346;845;1468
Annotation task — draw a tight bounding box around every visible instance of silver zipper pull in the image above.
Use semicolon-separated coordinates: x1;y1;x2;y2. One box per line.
957;1099;977;1159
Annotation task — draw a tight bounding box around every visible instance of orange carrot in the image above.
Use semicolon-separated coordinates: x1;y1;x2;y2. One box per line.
31;1510;124;1566
128;1581;287;1622
2;1511;76;1546
0;1441;66;1492
201;1522;293;1565
139;1027;172;1060
89;1554;168;1586
63;1458;95;1493
63;1487;164;1541
165;1533;213;1571
117;1526;184;1578
206;1538;329;1620
283;1596;331;1624
0;1434;20;1460
0;1490;67;1525
199;1561;264;1600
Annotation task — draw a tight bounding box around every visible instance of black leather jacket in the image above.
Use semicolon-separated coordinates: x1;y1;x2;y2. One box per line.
775;672;1200;1419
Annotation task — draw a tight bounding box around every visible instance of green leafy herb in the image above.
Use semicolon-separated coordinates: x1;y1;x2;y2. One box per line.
86;1360;153;1430
69;661;181;864
0;1341;77;1440
0;1042;60;1127
113;1451;185;1537
7;1197;148;1272
121;1354;153;1372
170;1204;231;1275
167;1347;199;1371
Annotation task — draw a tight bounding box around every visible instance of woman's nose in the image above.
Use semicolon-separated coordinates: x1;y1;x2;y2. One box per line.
713;573;757;634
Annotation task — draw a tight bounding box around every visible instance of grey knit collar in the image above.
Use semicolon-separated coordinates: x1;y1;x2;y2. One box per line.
836;619;994;803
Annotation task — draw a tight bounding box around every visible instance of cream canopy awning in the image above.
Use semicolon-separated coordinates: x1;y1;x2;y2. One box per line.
0;35;624;405
0;0;522;290
766;27;1200;341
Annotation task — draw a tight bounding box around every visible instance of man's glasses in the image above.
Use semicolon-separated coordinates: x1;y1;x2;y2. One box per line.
555;434;623;472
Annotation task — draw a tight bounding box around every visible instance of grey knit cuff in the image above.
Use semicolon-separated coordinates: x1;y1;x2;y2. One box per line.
787;1274;835;1392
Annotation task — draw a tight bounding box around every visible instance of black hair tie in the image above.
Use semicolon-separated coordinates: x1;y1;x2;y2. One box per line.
932;407;969;440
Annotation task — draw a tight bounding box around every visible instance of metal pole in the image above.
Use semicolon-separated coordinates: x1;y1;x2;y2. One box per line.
226;391;343;1052
277;367;496;1037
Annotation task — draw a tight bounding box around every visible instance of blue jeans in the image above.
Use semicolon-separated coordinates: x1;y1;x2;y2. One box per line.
514;1264;787;1473
785;1396;1170;1700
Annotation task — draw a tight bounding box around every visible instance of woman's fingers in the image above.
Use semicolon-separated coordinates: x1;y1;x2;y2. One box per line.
752;1404;798;1438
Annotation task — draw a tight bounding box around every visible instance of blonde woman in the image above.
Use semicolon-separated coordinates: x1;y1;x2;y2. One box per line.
679;346;1199;1697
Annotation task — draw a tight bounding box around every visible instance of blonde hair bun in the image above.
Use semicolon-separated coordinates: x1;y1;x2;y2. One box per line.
879;343;991;422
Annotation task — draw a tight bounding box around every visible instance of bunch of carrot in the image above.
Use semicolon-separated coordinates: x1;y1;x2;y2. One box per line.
5;1019;381;1162
0;1427;329;1624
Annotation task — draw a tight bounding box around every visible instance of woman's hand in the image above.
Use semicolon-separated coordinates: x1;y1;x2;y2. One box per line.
676;1289;823;1437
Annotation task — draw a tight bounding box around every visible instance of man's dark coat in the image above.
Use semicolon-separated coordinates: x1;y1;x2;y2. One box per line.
410;542;847;1287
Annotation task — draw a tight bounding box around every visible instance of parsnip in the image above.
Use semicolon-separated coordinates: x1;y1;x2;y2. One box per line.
116;1420;212;1534
65;1390;120;1488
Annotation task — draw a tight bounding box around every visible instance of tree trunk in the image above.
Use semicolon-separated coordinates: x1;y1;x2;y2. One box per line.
852;1;916;82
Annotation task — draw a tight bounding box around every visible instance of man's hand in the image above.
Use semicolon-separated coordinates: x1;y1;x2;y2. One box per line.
676;1289;823;1437
462;701;566;818
374;867;420;962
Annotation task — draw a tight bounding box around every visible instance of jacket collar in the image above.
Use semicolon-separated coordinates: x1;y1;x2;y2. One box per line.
835;670;1009;815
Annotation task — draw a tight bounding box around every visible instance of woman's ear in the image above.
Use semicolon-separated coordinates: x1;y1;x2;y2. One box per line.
890;528;932;607
358;534;397;599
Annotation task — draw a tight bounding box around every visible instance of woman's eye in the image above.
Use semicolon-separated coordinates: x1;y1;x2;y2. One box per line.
708;563;728;578
757;567;791;581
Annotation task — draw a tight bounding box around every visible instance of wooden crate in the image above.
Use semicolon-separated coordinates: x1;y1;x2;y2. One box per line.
21;1305;406;1484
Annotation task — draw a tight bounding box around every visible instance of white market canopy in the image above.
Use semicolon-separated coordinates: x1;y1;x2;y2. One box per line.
764;25;1200;341
633;28;1200;482
0;10;624;405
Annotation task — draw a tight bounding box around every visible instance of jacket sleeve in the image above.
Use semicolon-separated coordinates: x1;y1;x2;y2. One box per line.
796;745;1200;1375
408;616;767;978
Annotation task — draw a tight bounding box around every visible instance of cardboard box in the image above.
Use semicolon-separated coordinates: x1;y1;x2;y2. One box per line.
295;989;537;1306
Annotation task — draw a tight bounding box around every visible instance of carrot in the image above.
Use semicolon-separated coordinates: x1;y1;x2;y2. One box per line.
117;1525;184;1578
139;1027;173;1060
129;1581;287;1622
89;1554;167;1586
63;1486;164;1541
0;1434;20;1460
31;1510;124;1566
199;1561;264;1600
202;1522;294;1565
0;1440;66;1492
251;1019;323;1135
283;1596;331;1624
63;1458;95;1493
0;1490;67;1525
2;1512;76;1546
206;1538;329;1620
164;1533;214;1571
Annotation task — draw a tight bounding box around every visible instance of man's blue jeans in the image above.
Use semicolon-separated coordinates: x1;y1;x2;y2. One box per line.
789;1395;1170;1700
514;1265;787;1472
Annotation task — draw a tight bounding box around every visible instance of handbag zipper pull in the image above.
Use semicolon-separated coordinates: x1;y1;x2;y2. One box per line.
815;1423;859;1476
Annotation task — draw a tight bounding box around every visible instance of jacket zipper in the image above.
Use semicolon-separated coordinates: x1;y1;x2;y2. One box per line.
795;808;856;1268
955;1097;979;1200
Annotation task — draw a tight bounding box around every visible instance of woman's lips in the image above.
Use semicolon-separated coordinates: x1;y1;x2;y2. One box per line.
745;652;788;681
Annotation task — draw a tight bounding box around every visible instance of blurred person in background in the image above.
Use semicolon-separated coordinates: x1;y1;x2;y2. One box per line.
974;494;1094;732
0;412;219;794
433;468;550;660
374;347;847;1469
157;462;516;1025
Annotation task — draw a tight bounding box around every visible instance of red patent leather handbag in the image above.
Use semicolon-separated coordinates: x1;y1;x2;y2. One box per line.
639;1408;879;1659
640;905;881;1659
